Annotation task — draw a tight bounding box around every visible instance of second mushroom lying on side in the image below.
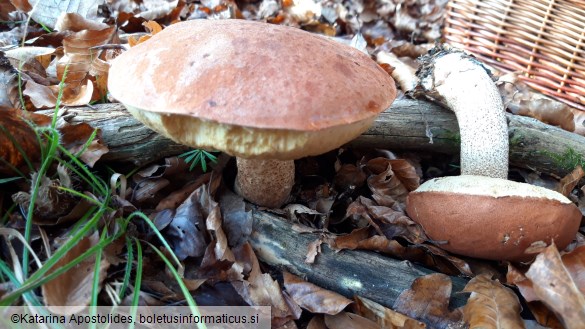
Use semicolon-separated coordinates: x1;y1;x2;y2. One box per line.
108;19;396;208
406;46;582;262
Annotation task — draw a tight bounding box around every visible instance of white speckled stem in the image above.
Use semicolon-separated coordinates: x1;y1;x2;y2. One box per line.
235;158;295;208
420;52;509;179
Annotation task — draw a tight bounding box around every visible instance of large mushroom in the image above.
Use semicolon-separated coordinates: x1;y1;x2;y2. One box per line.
108;19;396;208
406;47;582;261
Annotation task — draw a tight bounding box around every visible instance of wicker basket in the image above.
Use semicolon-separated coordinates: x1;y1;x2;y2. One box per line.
444;0;585;110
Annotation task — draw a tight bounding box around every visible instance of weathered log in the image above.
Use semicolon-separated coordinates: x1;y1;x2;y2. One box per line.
44;99;585;176
349;98;585;177
41;103;191;166
249;210;470;309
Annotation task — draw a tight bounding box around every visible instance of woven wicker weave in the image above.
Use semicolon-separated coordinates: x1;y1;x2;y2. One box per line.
444;0;585;110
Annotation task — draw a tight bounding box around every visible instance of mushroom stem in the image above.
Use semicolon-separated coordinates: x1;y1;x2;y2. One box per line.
417;48;509;179
234;158;295;208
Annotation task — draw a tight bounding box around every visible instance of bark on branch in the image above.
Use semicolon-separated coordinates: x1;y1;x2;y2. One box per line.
249;210;469;309
45;99;585;176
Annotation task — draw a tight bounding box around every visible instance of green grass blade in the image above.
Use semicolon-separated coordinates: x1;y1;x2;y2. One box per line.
127;211;181;269
119;237;134;301
145;241;206;329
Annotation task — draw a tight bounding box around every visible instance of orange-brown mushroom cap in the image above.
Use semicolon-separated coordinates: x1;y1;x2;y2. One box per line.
107;19;396;160
406;175;582;261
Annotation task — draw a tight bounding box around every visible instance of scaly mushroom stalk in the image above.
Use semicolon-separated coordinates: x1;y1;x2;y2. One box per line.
417;48;508;178
406;46;581;261
234;158;295;208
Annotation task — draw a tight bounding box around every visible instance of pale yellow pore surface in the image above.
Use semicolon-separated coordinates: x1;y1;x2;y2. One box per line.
126;105;376;160
415;175;571;203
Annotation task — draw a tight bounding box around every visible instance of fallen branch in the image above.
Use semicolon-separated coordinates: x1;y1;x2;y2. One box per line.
43;99;585;176
249;210;469;309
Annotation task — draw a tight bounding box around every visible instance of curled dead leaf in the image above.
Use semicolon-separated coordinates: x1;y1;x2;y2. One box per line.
525;244;585;328
42;232;109;314
558;165;584;197
499;73;575;132
59;122;109;167
232;244;299;326
324;311;382;329
164;184;210;260
128;20;163;46
393;273;463;329
366;157;418;204
283;271;353;315
462;274;525;329
377;51;418;93
0;107;49;174
353;295;425;329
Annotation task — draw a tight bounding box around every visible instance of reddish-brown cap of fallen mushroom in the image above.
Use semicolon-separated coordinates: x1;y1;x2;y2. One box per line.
406;175;582;261
107;19;396;160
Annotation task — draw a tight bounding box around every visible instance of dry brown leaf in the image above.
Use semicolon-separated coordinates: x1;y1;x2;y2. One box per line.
58;122;108;167
507;264;564;328
133;178;170;203
376;51;418;93
525;244;585;328
0;107;49;174
0;107;107;173
366;157;410;204
364;203;426;244
570;107;585;136
22;79;57;108
499;73;575;132
60;24;115;80
4;46;56;66
42;232;109;314
406;244;474;277
462;274;525;329
388;41;434;58
156;172;212;211
507;264;538;302
24;78;94;108
1;1;16;18
346;196;426;244
334;163;366;190
525;302;565;329
47;13;116;105
329;227;371;250
9;0;31;12
305;237;323;264
393;273;463;329
558;165;584;197
324;311;382;329
11;166;87;224
89;56;111;99
352;235;407;256
218;188;253;247
388;159;421;191
354;295;425;329
205;201;241;281
307;315;327;329
560;245;585;294
283;271;353;315
0;53;20;108
329;227;408;259
128;20;164;46
285;203;323;222
134;156;189;180
232;244;298;326
164;184;210;260
31;0;102;29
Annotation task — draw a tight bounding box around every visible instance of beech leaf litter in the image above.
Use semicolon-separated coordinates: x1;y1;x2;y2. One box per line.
0;1;584;328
